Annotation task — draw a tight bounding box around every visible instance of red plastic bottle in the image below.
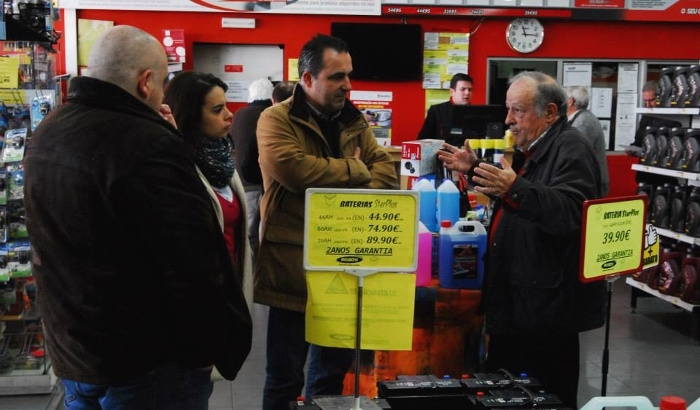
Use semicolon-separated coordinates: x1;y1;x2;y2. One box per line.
660;396;687;410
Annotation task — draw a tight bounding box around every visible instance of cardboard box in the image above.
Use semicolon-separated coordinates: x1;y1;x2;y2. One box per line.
400;139;444;177
400;175;419;190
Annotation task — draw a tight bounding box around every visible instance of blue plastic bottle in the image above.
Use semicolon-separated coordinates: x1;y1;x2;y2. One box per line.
439;220;487;289
437;179;460;226
412;178;437;232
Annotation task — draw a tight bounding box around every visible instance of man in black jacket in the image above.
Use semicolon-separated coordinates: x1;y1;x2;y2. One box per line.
439;71;605;409
230;78;274;259
417;72;473;144
23;25;252;409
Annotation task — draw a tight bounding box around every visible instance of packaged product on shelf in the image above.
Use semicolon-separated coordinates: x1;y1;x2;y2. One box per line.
1;128;26;164
5;164;23;201
8;240;30;278
30;94;52;131
0;169;7;206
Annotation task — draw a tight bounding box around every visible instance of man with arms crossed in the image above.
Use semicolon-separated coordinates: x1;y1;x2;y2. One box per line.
255;34;397;410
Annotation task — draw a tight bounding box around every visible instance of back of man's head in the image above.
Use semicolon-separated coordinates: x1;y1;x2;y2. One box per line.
565;86;590;110
248;78;273;103
86;25;165;96
272;81;296;103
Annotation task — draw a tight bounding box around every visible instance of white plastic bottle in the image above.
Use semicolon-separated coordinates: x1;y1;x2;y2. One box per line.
412;178;437;232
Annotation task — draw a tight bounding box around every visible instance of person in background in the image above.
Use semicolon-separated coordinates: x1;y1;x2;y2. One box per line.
164;71;254;315
438;71;606;409
627;81;682;185
272;80;296;104
23;26;252;409
631;81;682;148
229;78;274;261
417;72;473;141
565;85;610;196
642;80;658;108
255;34;397;410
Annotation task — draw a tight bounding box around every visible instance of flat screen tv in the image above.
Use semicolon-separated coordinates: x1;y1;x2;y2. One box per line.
330;22;423;81
445;105;508;147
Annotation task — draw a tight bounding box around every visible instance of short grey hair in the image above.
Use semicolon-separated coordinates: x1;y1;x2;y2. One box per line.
565;86;590;110
509;71;568;118
642;81;657;94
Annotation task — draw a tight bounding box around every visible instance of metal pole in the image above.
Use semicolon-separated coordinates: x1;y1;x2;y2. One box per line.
601;278;614;396
352;276;364;410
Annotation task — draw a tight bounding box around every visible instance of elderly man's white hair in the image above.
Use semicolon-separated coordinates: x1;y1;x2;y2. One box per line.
565;85;590;110
86;25;165;94
247;78;273;103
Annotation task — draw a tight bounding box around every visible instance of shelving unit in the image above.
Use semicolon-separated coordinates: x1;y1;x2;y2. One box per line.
652;226;700;246
626;277;700;313
0;36;59;395
630;107;700;343
626;277;700;343
636;107;700;128
631;164;700;187
0;303;55;395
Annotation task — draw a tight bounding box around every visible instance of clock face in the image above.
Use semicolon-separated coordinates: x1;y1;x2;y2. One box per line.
506;18;544;54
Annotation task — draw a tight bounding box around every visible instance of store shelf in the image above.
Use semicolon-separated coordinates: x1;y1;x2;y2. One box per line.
626;277;700;313
0;306;40;322
631;164;700;186
630;107;700;344
0;324;54;394
0;367;56;395
635;107;700;128
636;107;700;115
652;226;700;246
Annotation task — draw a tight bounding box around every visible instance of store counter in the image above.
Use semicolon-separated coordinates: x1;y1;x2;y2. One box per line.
341;279;483;398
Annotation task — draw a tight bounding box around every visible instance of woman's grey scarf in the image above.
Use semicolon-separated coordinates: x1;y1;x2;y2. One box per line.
195;137;235;189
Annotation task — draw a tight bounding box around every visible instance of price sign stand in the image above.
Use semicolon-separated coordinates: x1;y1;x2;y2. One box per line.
304;188;419;410
579;195;646;397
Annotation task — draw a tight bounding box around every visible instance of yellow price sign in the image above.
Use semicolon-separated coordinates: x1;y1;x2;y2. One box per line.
0;57;19;89
580;195;646;282
304;188;419;272
305;271;415;350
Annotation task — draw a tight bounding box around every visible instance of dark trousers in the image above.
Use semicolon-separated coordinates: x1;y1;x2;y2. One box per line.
262;306;355;410
485;333;580;409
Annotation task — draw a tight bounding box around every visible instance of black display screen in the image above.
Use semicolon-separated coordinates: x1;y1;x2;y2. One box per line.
445;104;508;147
330;22;423;82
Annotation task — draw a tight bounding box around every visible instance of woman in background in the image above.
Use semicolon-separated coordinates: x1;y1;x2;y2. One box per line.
164;71;253;314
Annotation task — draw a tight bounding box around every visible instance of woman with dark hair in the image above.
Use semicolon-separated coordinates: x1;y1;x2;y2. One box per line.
164;71;253;316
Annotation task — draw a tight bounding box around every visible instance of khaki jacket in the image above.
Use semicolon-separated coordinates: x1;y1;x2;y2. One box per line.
255;85;397;312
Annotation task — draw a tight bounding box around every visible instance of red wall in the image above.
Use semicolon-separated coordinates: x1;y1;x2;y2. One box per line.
64;10;699;146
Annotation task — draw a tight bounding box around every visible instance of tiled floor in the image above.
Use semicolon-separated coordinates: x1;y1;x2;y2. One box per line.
1;278;698;409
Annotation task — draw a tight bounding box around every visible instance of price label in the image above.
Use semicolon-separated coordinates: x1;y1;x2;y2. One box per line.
580;195;646;282
304;188;419;272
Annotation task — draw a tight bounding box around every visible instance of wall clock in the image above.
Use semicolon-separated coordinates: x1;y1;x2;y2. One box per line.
506;18;544;54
